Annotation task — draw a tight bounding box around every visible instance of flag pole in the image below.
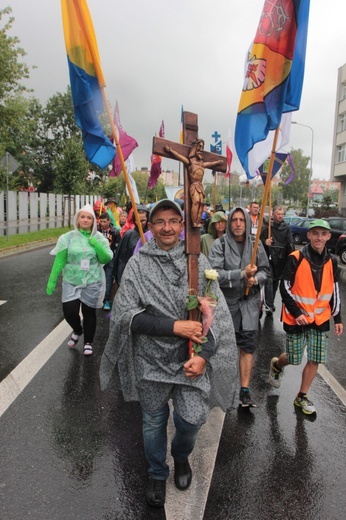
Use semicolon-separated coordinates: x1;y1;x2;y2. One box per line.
268;182;272;238
101;93;146;244
245;126;280;295
72;0;146;244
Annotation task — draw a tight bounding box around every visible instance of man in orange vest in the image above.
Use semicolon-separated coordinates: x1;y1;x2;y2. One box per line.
248;201;260;236
268;219;343;415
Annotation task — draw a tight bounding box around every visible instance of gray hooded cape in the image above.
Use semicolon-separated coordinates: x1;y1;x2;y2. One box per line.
100;239;237;424
208;207;269;331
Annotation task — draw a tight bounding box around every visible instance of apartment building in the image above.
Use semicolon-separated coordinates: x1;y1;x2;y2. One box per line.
330;62;346;215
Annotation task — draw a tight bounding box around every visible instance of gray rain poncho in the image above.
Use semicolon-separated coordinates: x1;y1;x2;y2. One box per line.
100;239;238;425
209;207;269;331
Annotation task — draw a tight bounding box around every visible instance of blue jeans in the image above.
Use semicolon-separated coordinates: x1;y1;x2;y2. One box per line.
142;405;201;479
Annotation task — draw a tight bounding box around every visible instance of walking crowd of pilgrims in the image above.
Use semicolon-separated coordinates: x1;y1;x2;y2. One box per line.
46;196;343;508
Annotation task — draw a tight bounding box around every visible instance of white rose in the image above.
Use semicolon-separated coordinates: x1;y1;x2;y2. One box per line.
205;269;219;281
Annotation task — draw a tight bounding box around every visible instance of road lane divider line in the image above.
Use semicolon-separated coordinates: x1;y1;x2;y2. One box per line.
0;320;70;418
165;406;225;520
318;364;346;407
0;300;7;306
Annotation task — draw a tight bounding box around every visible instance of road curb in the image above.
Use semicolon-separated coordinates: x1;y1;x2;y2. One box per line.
0;239;56;258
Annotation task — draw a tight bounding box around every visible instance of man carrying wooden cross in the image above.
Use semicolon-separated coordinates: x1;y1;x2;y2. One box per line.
100;113;238;507
100;198;237;507
152;111;228;338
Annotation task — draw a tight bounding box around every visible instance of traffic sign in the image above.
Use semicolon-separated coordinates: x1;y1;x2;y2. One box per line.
210;140;222;155
1;152;20;174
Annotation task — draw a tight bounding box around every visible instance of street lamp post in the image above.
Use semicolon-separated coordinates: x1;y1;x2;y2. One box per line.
291;121;314;217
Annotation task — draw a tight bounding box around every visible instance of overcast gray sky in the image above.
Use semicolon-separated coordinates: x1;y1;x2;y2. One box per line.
6;0;346;180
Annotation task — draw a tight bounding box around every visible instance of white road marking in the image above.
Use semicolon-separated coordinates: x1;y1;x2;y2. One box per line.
0;319;71;417
0;300;7;306
318;364;346;406
1;316;345;520
165;406;225;520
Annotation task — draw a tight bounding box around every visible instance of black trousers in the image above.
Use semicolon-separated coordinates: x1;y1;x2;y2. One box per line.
63;299;96;344
265;260;285;309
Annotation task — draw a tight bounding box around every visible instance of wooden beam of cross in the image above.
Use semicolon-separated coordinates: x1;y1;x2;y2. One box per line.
152;112;227;355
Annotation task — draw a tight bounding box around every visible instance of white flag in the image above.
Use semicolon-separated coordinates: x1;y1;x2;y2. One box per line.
125;154;140;204
246;112;292;178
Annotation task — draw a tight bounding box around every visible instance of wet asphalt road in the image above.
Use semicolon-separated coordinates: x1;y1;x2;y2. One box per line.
0;246;346;520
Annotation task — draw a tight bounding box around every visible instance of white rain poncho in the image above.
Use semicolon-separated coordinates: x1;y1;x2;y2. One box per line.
49;204;112;308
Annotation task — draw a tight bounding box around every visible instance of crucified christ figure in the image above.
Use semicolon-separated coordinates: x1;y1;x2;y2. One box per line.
164;138;222;228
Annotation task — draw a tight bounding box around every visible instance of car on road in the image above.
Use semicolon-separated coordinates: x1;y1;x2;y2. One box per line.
336;234;346;264
324;217;346;251
283;215;304;225
289;218;313;245
289;217;346;251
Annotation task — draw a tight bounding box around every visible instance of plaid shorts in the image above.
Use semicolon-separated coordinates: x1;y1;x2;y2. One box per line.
286;329;328;365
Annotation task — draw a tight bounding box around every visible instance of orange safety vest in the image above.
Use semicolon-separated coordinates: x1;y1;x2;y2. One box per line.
282;251;334;326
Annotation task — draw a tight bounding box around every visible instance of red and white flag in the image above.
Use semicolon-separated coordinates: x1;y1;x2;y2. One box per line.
225;130;233;179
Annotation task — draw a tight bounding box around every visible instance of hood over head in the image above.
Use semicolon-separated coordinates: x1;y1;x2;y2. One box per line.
208;211;228;236
74;203;98;235
226;207;251;242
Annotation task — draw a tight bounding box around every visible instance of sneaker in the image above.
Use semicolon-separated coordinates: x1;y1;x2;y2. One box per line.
239;389;257;408
269;357;283;388
145;478;166;508
67;333;80;348
294;394;316;415
103;301;111;311
83;343;93;356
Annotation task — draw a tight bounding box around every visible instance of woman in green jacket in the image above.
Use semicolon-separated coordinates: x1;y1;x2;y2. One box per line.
46;203;112;356
200;211;227;258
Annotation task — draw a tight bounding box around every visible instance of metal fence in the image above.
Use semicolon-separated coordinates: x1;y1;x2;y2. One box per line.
0;191;101;236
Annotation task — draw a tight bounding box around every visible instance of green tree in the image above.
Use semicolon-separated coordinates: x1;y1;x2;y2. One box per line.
36;86;83;192
0;95;44;190
313;195;340;217
131;171;166;203
41;87;78;147
322;188;339;204
55;137;90;196
204;173;239;208
0;7;33;186
0;7;30;103
38;86;111;193
103;171;166;205
103;176;125;200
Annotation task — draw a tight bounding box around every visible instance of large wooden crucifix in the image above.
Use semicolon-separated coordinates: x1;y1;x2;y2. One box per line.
152;111;227;345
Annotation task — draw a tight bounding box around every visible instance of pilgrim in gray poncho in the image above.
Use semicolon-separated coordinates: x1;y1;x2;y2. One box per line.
100;239;237;425
209;207;269;332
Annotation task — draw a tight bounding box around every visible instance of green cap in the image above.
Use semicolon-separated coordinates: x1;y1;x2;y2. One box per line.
308;219;331;231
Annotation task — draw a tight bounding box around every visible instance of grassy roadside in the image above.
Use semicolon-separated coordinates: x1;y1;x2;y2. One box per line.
0;227;70;251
